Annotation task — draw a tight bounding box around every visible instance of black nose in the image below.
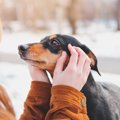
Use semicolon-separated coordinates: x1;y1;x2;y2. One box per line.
18;45;29;52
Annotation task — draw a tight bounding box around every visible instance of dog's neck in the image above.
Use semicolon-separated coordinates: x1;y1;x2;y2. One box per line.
49;71;53;77
49;69;98;95
81;72;97;95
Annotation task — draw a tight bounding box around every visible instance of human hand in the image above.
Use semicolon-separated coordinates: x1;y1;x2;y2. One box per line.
53;44;91;90
28;64;50;83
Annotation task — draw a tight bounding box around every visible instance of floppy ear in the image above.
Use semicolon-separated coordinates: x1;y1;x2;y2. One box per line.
80;44;101;76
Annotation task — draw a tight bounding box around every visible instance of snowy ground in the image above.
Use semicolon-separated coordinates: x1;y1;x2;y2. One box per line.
0;62;30;119
0;31;120;58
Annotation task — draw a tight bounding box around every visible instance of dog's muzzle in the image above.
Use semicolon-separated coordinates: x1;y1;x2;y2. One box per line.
18;45;29;58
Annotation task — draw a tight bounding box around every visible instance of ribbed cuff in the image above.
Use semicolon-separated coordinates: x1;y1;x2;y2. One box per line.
51;85;87;113
52;85;85;99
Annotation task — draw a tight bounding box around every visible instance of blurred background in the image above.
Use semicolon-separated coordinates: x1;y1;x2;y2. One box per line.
0;0;120;119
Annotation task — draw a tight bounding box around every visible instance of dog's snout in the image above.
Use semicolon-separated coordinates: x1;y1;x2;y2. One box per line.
18;45;29;52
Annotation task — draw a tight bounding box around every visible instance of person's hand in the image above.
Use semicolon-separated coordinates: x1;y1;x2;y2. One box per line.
53;44;91;90
28;64;50;83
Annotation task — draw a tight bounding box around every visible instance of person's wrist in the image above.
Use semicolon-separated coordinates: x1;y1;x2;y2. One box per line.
28;64;50;83
31;72;50;83
31;77;50;83
52;82;83;91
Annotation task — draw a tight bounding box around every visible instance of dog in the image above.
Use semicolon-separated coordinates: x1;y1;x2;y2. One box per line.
0;85;15;120
18;34;120;120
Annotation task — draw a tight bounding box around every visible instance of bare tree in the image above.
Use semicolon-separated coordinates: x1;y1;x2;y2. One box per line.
66;0;79;34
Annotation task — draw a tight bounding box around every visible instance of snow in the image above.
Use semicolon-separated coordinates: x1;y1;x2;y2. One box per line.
92;71;120;86
75;32;120;57
0;62;31;119
0;31;120;58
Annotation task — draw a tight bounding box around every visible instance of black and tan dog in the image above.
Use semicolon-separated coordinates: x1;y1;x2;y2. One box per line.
18;34;120;120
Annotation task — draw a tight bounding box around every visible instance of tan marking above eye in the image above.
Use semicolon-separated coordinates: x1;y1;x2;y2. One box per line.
87;51;96;66
49;34;57;40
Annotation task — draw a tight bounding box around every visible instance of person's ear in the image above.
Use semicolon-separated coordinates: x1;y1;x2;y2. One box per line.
80;44;101;76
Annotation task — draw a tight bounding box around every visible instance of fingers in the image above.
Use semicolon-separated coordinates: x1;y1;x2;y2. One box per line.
74;46;91;79
74;47;88;72
54;45;91;78
67;44;78;68
83;59;91;79
54;51;67;75
27;63;40;72
74;47;85;70
68;45;91;74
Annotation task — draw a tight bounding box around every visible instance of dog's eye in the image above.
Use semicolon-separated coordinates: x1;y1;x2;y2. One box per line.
51;39;60;46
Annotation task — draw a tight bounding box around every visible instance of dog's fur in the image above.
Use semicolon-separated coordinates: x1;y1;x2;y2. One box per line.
0;85;15;120
19;34;120;120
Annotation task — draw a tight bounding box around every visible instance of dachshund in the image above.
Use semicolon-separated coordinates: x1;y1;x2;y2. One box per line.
18;34;120;120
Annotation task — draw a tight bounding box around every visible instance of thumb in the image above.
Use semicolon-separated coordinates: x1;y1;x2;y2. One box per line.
54;51;67;75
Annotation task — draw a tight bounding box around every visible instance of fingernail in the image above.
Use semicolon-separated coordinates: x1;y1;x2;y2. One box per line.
62;51;65;55
87;57;91;63
61;51;66;57
68;44;72;47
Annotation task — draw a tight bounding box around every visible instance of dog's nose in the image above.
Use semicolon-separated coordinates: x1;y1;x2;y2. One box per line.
18;45;29;52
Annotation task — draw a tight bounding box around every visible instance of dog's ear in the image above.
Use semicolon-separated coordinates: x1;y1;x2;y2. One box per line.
80;44;101;76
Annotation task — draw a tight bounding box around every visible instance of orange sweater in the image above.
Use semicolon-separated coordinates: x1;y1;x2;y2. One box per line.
20;81;89;120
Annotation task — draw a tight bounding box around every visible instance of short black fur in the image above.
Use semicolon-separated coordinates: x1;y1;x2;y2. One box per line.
41;34;120;120
41;34;100;74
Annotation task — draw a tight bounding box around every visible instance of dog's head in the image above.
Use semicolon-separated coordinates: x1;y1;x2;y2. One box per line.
18;34;100;75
